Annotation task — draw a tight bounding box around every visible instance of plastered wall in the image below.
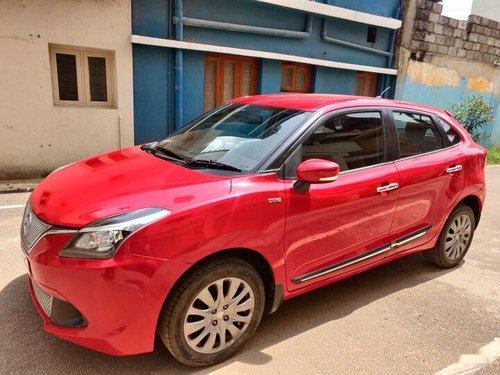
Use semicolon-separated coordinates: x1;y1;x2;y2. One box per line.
0;0;134;179
396;0;500;146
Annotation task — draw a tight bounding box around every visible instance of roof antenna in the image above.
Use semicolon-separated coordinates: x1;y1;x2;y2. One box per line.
377;87;391;98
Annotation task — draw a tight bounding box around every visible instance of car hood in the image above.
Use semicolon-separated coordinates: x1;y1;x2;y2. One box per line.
30;146;232;228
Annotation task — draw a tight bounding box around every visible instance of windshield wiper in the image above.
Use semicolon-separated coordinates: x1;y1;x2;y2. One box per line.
185;159;242;172
143;145;241;172
151;144;187;162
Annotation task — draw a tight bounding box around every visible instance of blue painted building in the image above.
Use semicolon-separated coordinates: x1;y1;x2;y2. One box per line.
131;0;402;144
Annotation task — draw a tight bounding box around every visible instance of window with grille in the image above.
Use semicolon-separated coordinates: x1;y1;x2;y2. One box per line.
280;63;312;93
49;45;116;108
355;72;377;97
203;54;258;111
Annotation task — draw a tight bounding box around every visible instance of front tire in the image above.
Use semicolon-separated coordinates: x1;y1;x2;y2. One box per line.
423;205;476;268
158;258;265;367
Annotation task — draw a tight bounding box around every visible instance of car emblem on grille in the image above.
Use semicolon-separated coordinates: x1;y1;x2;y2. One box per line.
20;205;53;253
23;212;32;237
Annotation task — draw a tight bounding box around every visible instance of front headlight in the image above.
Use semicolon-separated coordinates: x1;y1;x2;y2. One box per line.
59;208;171;259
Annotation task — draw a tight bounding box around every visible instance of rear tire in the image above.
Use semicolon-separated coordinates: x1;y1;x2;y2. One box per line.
158;258;265;367
423;205;475;268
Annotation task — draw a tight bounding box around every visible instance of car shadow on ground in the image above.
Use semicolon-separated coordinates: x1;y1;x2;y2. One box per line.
0;254;459;374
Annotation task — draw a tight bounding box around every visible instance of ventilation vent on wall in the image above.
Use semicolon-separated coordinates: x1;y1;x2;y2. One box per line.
367;26;377;43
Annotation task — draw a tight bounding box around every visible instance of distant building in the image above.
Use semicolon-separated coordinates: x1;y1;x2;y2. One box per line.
0;0;134;179
132;0;402;144
1;0;402;179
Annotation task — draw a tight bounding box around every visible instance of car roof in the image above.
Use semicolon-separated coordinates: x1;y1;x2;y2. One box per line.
229;93;451;118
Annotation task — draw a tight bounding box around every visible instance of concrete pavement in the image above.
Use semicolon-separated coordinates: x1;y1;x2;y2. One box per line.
0;179;41;194
1;168;499;374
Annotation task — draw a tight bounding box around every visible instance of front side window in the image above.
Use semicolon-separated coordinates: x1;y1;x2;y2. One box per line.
49;45;115;107
393;112;443;158
297;112;385;172
155;104;311;172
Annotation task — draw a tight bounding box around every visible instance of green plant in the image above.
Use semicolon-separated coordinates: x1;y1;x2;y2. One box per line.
487;146;500;165
451;96;494;142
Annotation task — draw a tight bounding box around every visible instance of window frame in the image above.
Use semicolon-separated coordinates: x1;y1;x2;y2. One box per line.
203;54;258;111
268;107;397;179
49;44;116;108
355;72;378;97
82;50;115;107
385;108;461;161
280;63;312;93
50;47;85;106
435;116;464;147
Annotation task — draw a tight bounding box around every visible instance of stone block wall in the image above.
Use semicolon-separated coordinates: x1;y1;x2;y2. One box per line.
409;0;500;65
396;0;500;146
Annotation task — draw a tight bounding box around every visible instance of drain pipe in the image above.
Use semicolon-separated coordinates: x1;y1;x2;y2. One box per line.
382;5;401;98
320;0;393;59
321;18;393;57
173;15;312;39
387;5;401;68
174;0;183;130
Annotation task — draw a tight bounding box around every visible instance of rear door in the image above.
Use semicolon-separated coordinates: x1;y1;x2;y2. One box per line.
386;109;466;255
283;109;400;291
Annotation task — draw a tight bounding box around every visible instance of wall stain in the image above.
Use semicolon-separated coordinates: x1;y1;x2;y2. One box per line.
467;77;493;93
407;60;461;87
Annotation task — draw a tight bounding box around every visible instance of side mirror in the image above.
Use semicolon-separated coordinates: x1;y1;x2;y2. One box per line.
294;159;340;192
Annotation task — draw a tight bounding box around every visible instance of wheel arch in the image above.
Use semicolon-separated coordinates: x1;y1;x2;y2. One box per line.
456;195;482;226
158;248;282;331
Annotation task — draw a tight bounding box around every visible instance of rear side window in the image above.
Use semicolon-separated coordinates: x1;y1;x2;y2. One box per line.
300;112;385;171
438;118;461;145
393;112;443;158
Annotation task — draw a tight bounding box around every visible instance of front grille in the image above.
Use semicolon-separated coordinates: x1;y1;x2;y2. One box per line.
32;280;53;317
21;203;51;253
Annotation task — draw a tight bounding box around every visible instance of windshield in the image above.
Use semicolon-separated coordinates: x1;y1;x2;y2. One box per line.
155;104;311;173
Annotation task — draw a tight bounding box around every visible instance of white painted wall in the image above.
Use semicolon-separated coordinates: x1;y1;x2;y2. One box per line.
0;0;134;179
472;0;500;22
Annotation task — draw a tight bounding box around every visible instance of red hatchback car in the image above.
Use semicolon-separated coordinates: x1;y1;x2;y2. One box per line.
21;94;486;366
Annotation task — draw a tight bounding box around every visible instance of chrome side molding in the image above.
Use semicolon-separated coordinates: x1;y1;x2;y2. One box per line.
293;244;391;283
391;225;431;249
292;225;432;284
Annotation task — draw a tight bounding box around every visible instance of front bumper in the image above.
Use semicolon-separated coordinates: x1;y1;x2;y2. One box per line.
24;233;190;356
30;278;88;328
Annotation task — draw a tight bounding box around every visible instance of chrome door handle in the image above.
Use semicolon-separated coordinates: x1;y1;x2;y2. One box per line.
376;183;399;193
446;165;462;173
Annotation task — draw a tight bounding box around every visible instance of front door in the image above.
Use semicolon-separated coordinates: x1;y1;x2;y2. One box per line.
283;110;400;291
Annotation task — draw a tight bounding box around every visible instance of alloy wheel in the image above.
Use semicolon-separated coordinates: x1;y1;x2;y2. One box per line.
444;213;472;261
183;277;255;354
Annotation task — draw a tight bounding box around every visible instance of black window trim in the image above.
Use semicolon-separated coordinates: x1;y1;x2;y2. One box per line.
434;115;464;147
257;110;324;174
266;106;395;179
386;107;462;162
